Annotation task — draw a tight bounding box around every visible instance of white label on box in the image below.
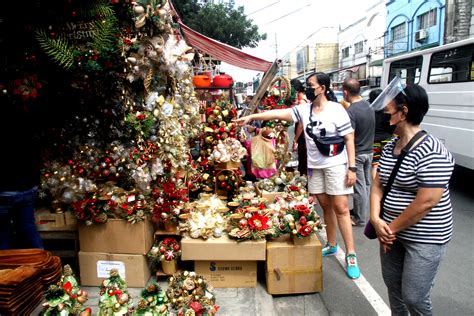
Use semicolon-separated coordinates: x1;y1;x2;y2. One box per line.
97;260;126;279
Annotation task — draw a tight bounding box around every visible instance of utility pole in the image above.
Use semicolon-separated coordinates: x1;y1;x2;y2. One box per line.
274;33;279;59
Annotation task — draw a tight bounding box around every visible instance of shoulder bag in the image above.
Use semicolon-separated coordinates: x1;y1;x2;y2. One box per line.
364;130;427;239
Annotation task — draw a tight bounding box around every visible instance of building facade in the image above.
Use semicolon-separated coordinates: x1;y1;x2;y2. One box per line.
327;0;386;89
385;0;446;57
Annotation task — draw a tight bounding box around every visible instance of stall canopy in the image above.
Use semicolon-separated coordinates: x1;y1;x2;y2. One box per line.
169;2;273;72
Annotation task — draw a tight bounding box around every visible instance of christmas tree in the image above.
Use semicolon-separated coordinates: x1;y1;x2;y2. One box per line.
42;265;91;316
98;269;132;316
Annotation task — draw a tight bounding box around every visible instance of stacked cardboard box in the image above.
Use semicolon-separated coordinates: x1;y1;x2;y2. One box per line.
266;236;323;295
181;235;266;288
78;219;154;287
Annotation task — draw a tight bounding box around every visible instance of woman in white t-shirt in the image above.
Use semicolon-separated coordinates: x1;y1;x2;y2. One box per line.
234;72;360;279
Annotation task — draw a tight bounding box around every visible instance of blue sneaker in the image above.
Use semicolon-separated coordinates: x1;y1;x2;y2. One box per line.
346;253;360;279
322;243;338;257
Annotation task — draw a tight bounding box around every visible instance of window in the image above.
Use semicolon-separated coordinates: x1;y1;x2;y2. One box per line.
342;47;349;58
418;9;437;30
392;23;406;41
354;41;364;54
429;44;474;83
342;47;350;58
389;57;423;84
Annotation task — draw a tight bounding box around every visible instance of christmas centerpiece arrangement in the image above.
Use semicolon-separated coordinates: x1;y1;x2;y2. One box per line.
166;271;219;316
133;283;168;316
226;199;279;241
42;265;91;316
178;194;227;239
148;238;182;275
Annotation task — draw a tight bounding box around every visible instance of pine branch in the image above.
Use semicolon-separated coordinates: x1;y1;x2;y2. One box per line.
91;17;117;51
35;29;75;69
78;0;115;19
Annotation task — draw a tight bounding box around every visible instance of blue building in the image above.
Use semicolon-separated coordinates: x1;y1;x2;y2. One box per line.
385;0;445;57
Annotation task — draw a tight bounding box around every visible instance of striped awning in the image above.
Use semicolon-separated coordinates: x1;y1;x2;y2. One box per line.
170;1;272;72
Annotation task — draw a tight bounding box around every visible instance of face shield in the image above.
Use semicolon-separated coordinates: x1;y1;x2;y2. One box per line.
370;76;406;111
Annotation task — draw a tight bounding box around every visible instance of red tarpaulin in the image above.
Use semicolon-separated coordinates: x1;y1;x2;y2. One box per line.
170;2;273;72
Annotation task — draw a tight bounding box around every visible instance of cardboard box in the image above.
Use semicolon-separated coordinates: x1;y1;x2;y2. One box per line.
266;236;322;295
195;261;257;288
181;235;266;261
78;251;151;287
35;209;65;226
78;219;154;254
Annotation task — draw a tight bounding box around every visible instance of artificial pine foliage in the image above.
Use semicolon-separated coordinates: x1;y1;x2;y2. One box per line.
35;30;75;70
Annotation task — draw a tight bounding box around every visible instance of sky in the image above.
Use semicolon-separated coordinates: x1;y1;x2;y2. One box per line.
219;0;375;83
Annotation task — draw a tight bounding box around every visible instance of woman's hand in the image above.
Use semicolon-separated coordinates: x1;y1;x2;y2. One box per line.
345;170;356;187
292;140;298;151
233;115;252;126
374;218;396;245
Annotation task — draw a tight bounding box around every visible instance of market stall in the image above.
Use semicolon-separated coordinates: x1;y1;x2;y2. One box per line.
0;1;323;314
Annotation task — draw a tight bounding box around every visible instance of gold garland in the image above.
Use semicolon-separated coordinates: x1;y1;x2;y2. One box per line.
144;68;154;98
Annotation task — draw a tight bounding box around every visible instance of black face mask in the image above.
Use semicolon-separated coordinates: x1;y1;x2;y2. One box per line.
305;88;318;102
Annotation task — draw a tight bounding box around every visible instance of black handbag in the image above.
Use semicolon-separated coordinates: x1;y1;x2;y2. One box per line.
305;103;345;157
364;130;427;239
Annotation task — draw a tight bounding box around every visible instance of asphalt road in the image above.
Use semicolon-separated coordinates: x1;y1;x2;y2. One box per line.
317;165;474;315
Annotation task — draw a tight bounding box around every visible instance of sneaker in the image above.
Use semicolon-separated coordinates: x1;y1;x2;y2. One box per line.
322;243;338;257
346;253;360;279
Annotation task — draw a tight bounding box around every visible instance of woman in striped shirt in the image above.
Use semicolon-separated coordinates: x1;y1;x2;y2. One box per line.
370;85;455;315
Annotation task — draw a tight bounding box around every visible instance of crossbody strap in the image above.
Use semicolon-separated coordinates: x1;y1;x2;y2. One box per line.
380;130;427;215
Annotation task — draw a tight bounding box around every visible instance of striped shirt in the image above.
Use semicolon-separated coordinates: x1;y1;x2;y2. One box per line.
378;134;455;244
290;101;354;169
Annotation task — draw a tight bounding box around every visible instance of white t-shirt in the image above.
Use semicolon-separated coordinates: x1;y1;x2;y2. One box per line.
290;101;354;169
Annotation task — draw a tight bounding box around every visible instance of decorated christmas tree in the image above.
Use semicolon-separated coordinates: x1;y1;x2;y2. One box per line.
98;269;132;316
42;265;91;316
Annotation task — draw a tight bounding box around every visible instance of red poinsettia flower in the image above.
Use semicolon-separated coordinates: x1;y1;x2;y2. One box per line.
63;281;72;293
298;225;312;237
248;214;269;231
294;204;310;216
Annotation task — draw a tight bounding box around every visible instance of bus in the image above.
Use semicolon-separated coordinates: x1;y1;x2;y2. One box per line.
381;37;474;170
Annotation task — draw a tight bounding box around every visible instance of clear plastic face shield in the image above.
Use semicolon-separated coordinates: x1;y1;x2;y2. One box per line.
370;76;406;111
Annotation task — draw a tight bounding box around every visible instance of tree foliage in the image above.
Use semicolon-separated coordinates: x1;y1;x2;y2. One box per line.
173;0;266;48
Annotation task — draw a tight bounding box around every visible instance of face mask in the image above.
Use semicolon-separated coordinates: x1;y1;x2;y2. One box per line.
305;88;321;102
